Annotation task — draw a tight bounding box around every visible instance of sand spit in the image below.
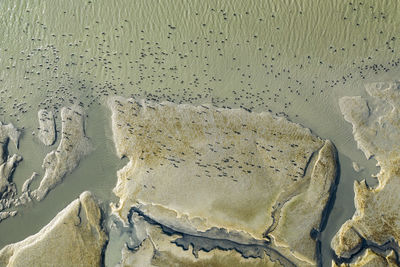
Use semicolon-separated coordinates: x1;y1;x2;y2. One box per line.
0;122;20;165
37;109;56;146
0;125;39;221
108;96;337;266
0;155;22;203
0;155;23;217
0;191;107;267
1;172;39;223
352;162;362;173
0;123;22;222
13;172;38;207
332;82;400;264
0;122;21;197
21;172;37;194
32;106;92;201
0;211;17;223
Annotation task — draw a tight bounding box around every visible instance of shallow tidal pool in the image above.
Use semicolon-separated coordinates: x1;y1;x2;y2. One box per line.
0;1;399;266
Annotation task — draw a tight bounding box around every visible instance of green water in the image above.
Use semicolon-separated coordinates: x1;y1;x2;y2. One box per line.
0;0;399;266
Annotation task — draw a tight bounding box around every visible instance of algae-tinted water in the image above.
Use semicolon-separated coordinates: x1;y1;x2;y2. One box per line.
0;0;398;266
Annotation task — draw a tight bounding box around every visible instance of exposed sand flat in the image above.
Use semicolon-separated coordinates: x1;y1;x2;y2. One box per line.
332;82;400;262
0;172;38;219
21;172;37;194
0;156;24;216
32;106;92;201
1;0;400;265
268;140;337;264
332;249;397;267
0;211;17;223
109;96;337;265
0;123;22;217
37;109;56;146
0;155;22;201
12;172;39;208
0;122;20;165
0;191;107;267
352;162;362;172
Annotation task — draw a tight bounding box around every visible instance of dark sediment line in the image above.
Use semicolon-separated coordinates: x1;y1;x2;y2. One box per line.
128;206;296;267
98;204;110;267
332;231;400;266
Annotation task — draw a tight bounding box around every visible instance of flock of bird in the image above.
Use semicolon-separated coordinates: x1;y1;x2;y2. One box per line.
111;97;320;186
0;0;398;127
0;1;398;266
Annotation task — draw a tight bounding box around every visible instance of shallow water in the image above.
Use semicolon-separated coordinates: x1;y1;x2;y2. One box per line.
0;104;125;246
0;0;399;266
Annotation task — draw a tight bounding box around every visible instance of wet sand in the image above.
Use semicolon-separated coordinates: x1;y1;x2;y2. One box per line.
0;0;399;266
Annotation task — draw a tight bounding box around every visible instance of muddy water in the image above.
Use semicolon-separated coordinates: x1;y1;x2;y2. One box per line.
0;104;125;248
0;0;399;266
